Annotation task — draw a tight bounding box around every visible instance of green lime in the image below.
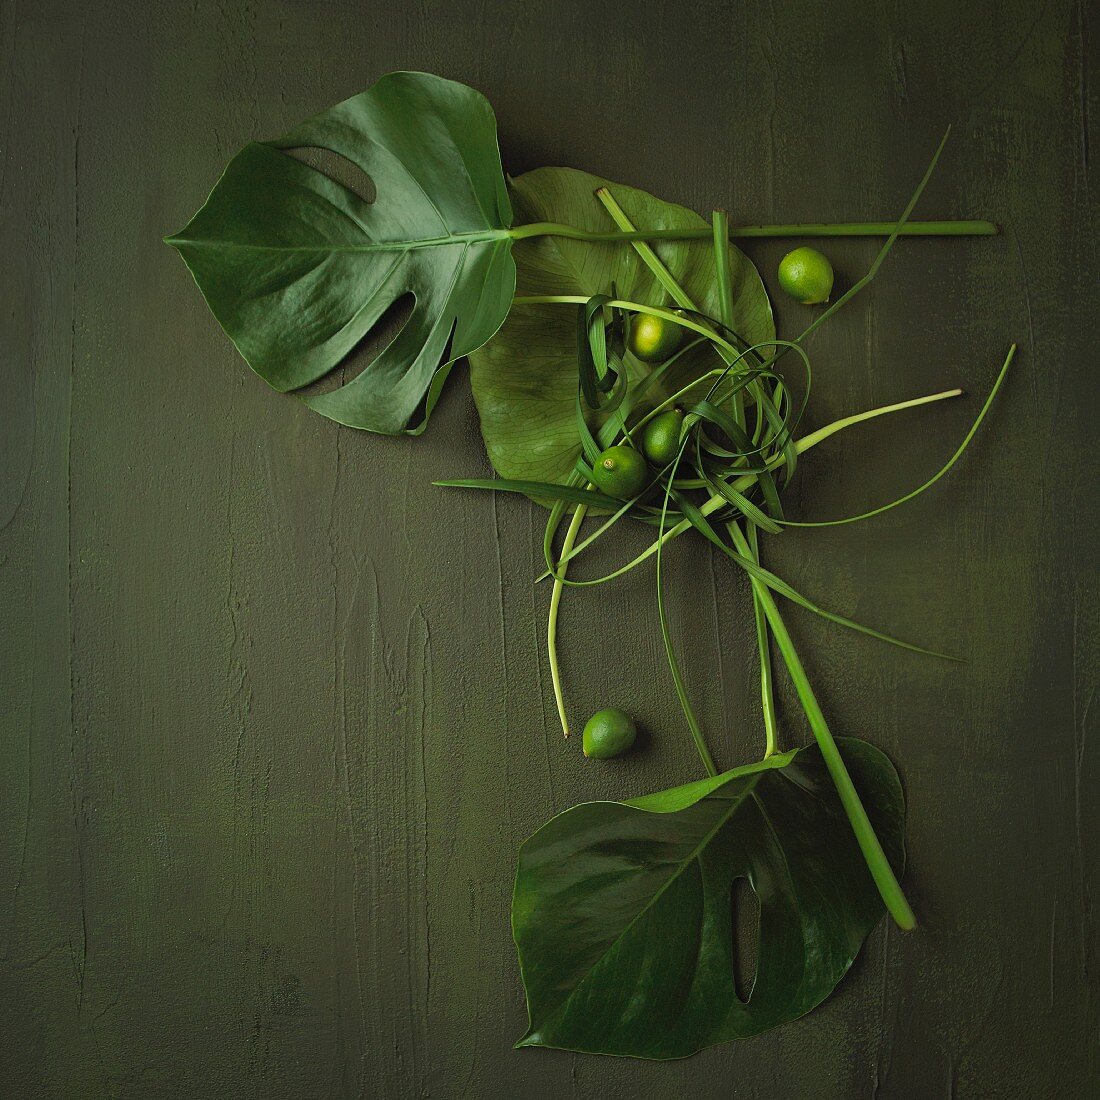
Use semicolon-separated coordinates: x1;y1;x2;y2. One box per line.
641;408;684;467
591;444;649;499
777;247;834;305
582;708;637;759
627;312;683;363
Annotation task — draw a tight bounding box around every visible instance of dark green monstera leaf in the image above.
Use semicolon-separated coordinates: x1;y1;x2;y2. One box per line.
512;738;905;1059
167;71;516;434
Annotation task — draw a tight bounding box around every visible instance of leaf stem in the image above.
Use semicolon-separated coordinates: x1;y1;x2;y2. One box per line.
508;220;997;242
726;522;917;930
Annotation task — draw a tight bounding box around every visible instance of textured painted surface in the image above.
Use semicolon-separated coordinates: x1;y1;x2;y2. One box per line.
1;0;1096;1096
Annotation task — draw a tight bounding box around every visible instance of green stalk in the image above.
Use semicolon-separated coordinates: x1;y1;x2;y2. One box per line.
748;523;779;757
508;220;996;242
594;188;698;305
548;503;587;737
539;194;754;743
711;128;955;392
564;191;730;771
709;209;746;429
726;522;917;930
710;209;776;757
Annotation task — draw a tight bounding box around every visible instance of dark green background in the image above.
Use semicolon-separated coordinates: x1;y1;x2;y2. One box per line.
2;0;1096;1096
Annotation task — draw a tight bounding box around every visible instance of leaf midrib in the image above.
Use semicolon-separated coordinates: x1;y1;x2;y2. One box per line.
166;228;512;254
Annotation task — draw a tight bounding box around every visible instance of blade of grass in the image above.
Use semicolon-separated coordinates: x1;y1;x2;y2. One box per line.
594;192;771;435
774;345;1016;527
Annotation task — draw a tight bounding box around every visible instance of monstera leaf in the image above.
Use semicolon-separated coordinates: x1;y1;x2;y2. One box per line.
469;167;774;487
512;738;905;1058
167;71;516;434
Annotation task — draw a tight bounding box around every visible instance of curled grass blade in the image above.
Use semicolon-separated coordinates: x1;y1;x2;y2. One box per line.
773;345;1016;528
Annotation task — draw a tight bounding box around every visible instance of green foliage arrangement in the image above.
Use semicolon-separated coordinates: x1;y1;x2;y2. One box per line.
168;71;1013;1060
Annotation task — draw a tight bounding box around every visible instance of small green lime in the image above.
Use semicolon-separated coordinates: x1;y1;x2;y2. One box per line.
777;247;834;305
641;408;684;467
627;312;683;363
591;444;649;499
582;708;637;759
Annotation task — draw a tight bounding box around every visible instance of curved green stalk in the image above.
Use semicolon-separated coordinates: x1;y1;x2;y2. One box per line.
658;493;958;660
774;345;1016;527
726;522;917;930
698;128;955;395
579;199;780;768
590;191;743;772
547;503;587;737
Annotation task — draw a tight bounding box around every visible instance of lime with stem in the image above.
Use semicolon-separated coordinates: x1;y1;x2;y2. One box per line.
591;444;648;499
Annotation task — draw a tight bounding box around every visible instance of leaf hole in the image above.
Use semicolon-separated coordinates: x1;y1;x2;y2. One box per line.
730;875;760;1004
293;293;415;398
284;146;377;205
